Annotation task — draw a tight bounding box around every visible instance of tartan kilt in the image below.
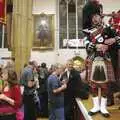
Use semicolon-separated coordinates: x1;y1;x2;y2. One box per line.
118;50;120;81
85;58;115;88
116;49;120;88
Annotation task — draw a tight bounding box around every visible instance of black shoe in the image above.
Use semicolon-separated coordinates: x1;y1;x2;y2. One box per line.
107;101;114;106
107;99;114;106
88;111;99;116
101;113;110;118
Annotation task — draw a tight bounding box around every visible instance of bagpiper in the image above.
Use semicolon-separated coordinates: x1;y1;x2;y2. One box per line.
83;14;120;117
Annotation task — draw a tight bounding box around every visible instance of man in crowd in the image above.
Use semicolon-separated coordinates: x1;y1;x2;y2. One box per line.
20;61;38;120
84;14;120;117
38;62;48;117
47;63;67;120
61;59;82;120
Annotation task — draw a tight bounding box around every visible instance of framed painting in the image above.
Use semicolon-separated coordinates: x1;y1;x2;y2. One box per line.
32;13;55;50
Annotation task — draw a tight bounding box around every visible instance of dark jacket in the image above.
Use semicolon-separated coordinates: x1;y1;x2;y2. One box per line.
61;68;89;99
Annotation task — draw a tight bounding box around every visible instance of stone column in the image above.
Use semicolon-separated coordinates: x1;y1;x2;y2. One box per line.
12;0;33;76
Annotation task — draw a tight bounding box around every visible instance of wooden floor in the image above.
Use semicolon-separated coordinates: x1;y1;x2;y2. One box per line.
37;118;48;120
80;96;120;120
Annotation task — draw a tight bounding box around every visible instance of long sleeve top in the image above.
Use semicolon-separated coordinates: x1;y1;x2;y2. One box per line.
0;85;22;114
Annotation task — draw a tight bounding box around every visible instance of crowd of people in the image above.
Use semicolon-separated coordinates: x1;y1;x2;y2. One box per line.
0;50;119;120
20;59;89;120
0;58;89;120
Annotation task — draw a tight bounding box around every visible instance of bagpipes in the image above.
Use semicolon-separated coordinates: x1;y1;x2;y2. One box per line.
83;24;120;46
83;25;104;44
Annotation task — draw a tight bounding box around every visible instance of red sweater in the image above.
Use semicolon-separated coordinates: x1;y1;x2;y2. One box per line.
0;85;22;113
109;17;120;34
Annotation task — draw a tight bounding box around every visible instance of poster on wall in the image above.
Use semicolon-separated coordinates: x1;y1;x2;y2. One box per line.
33;13;54;50
63;38;85;48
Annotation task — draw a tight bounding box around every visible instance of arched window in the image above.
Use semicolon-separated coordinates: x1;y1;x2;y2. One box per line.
58;0;86;48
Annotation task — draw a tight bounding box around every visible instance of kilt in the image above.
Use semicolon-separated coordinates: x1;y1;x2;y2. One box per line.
90;82;108;94
85;58;115;88
116;49;120;89
118;50;120;81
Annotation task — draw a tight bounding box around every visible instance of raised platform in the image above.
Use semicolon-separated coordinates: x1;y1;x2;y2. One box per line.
37;118;48;120
76;97;120;120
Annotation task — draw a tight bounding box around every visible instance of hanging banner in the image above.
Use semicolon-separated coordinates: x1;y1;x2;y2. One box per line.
0;0;6;24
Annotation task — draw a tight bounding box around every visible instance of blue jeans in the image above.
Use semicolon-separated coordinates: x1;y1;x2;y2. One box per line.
49;107;65;120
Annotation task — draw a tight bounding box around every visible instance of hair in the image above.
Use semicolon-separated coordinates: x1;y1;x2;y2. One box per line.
28;61;34;66
67;59;74;65
7;70;18;87
98;4;103;14
91;13;99;19
51;63;63;71
24;63;28;68
11;57;15;62
0;68;2;77
41;62;46;68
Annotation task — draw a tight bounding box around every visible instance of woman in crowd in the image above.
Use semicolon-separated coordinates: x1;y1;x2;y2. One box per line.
0;69;22;120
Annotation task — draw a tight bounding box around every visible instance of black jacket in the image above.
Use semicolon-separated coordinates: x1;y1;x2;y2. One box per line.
61;68;89;99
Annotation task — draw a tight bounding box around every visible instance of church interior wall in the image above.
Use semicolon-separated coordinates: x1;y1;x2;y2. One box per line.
100;0;120;24
30;0;120;66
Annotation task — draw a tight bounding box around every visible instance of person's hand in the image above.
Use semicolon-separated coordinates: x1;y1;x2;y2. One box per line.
96;44;108;53
104;38;116;45
62;83;67;89
101;44;108;53
0;94;6;100
61;79;68;84
96;44;104;50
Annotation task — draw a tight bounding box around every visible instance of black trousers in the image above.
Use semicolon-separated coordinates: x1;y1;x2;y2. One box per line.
0;114;16;120
23;94;37;120
39;91;48;117
64;93;74;120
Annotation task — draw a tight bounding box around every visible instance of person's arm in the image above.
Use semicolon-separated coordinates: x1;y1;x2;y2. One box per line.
12;85;22;108
0;85;22;108
84;37;96;54
50;76;67;94
53;84;67;94
0;94;14;105
104;26;120;45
